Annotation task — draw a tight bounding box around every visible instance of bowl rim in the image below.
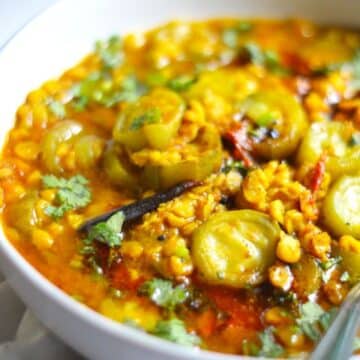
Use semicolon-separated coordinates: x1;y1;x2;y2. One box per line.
0;1;252;359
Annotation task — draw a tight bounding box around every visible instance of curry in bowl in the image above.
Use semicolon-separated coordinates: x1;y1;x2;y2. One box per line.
0;18;360;357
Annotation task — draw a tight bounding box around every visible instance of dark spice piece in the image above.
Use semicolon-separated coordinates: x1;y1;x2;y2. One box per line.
78;181;199;232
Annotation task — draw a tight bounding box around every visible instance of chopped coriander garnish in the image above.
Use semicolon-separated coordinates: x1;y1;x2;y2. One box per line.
242;339;260;356
319;256;342;271
140;278;188;310
236;21;253;32
71;73;145;110
129;108;161;130
297;301;337;342
168;75;196;92
250;327;285;358
42;175;91;219
222;159;247;173
254;112;277;127
146;72;167;87
95;35;123;69
242;43;264;65
241;43;290;75
349;133;360;147
222;21;253;48
318;308;337;332
85;211;125;247
222;29;239;48
152;318;200;346
48;99;66;119
242;328;284;357
258;328;284;358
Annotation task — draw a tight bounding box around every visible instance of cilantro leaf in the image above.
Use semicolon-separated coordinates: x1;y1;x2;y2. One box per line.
319;308;337;331
319;256;342;270
152;318;200;346
257;328;285;358
241;43;290;75
168;75;196;92
242;43;264;65
85;211;125;247
42;175;91;219
95;35;123;69
222;28;239;48
222;21;253;48
242;328;285;358
222;159;248;176
129;108;161;130
140;278;188;310
48;99;66;119
296;302;337;342
349;133;360;147
71;73;145;110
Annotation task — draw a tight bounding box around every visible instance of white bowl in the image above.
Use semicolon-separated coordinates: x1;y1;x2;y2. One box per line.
0;1;359;359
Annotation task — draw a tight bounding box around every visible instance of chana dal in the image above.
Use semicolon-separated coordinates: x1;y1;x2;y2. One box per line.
1;18;360;357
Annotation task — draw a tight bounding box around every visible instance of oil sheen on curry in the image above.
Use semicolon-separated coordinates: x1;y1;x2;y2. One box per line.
1;18;360;357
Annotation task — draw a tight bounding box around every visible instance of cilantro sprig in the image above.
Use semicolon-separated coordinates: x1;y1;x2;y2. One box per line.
140;278;188;310
242;327;284;358
296;302;337;342
95;35;123;69
42;175;91;219
241;43;290;75
47;99;66;119
152;318;200;346
85;211;125;248
71;73;145;110
168;75;197;92
222;21;253;48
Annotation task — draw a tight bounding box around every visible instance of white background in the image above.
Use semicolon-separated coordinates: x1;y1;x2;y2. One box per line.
0;0;57;48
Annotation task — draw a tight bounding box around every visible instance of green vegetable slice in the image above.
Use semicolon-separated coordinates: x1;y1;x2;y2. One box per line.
322;175;360;238
102;143;139;190
192;210;280;288
41;120;83;174
241;90;307;159
113;88;185;151
6;192;39;235
297;121;360;178
141;124;223;190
